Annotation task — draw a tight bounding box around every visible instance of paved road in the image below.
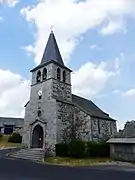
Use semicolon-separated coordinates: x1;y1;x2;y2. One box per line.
0;157;135;180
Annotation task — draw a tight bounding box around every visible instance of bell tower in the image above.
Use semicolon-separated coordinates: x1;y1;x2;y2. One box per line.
22;31;72;154
30;31;72;102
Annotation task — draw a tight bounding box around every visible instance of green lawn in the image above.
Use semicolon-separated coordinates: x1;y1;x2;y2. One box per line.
44;157;113;167
0;135;22;148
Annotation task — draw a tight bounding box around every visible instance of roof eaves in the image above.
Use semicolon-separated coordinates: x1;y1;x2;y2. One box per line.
30;60;72;72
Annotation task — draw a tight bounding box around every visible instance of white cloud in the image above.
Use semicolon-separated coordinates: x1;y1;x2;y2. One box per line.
72;61;118;99
0;0;18;7
99;18;126;35
21;0;135;65
123;89;135;97
0;69;30;117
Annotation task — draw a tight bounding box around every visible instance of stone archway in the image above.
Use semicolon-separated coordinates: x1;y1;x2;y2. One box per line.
31;125;44;148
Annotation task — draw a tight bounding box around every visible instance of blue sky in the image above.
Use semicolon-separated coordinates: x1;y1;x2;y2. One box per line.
0;0;135;129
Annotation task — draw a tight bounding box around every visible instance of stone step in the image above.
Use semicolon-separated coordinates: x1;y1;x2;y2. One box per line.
14;151;43;155
11;154;43;161
8;148;44;161
12;153;43;158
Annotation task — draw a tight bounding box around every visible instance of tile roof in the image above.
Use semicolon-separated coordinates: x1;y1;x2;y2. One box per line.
40;31;64;66
0;117;24;127
107;138;135;144
72;94;115;121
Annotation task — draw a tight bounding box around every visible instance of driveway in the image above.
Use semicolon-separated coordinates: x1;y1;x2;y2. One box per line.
0;157;135;180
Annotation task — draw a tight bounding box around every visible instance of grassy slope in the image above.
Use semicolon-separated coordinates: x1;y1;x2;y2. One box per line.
0;135;22;148
44;157;113;166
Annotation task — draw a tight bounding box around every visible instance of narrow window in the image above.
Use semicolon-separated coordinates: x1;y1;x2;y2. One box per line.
42;68;47;80
39;95;42;100
36;71;41;83
37;110;41;117
63;70;66;82
98;120;100;134
110;122;112;134
57;68;61;80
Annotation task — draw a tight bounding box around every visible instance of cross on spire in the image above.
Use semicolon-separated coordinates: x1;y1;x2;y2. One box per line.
50;25;54;33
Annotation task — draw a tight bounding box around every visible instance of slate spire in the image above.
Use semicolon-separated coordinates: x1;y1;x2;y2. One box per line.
40;31;64;66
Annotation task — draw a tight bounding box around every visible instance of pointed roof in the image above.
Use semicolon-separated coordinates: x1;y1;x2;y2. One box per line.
41;31;64;66
30;31;72;72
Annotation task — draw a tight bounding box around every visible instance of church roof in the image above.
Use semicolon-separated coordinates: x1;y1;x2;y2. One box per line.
41;31;64;66
30;31;72;72
72;94;116;121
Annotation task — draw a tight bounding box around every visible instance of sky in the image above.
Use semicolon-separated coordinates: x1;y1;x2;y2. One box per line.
0;0;135;130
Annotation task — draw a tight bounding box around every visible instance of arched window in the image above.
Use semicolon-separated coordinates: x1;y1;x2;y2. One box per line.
63;70;66;82
37;110;41;117
57;68;61;80
36;71;41;83
42;68;47;80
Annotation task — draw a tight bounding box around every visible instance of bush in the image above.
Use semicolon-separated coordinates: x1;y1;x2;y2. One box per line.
8;133;22;143
86;141;110;157
55;140;110;158
55;143;69;157
0;133;3;139
68;140;86;158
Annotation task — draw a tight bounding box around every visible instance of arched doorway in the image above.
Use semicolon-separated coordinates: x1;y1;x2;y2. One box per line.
31;125;44;148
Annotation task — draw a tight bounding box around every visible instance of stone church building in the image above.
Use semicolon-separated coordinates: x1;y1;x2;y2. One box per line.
22;31;117;155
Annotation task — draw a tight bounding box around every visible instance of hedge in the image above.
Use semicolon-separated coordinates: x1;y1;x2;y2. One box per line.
55;143;69;157
8;133;22;143
0;133;3;139
86;141;110;157
68;140;86;158
55;140;110;158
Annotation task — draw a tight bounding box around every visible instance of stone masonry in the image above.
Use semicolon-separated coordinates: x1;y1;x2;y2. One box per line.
22;31;117;157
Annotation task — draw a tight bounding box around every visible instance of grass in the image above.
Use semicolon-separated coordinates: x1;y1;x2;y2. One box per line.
44;157;113;167
0;135;22;148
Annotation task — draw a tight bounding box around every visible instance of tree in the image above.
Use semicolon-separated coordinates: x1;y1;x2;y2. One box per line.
114;120;135;138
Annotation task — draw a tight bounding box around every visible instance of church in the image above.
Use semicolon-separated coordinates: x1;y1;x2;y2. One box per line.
22;31;117;156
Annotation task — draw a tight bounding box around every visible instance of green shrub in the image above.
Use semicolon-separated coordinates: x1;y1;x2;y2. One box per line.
86;141;110;157
8;133;22;143
68;140;86;158
55;140;110;158
0;133;3;139
55;143;69;157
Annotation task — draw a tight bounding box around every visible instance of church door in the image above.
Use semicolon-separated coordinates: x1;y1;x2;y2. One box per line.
31;125;44;148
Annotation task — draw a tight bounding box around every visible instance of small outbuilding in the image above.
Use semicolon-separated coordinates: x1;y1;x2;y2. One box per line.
107;138;135;162
0;117;24;135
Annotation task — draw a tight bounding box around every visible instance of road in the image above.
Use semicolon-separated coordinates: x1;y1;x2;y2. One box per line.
0;157;135;180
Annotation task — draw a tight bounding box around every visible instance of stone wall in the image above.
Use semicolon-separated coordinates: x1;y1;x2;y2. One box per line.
73;106;92;141
56;102;117;143
91;117;117;141
52;79;72;101
22;97;57;156
57;102;92;142
56;101;73;143
110;143;135;162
